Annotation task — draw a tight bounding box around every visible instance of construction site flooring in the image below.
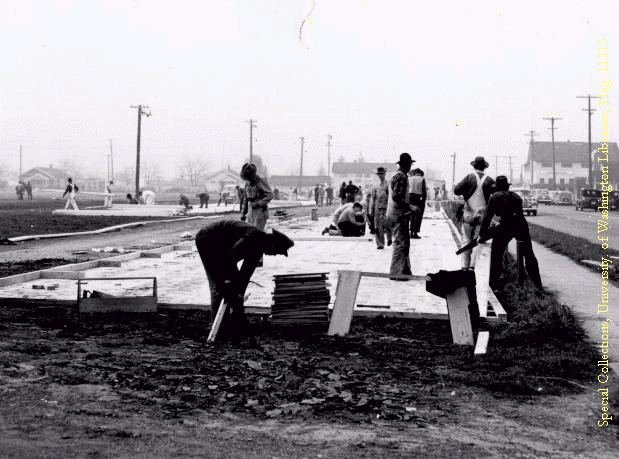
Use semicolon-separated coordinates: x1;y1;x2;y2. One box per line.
0;207;464;319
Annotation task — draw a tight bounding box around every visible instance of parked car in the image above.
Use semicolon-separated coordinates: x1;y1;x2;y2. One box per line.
576;188;602;211
610;190;619;211
556;191;573;206
512;188;538;216
535;188;552;205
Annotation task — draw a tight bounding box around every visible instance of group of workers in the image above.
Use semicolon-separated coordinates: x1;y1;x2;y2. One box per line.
15;181;33;200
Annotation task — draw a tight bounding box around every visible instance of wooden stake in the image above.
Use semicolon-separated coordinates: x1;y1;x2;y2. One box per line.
207;301;227;343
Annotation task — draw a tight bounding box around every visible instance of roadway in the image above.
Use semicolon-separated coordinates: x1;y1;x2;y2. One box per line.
525;204;619;251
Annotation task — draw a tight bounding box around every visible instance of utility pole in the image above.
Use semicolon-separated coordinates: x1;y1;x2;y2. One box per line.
525;130;538;186
247;119;257;163
543;116;561;191
450;152;456;185
130;105;151;199
109;139;114;182
327;134;332;186
299;137;305;189
577;94;598;187
19;144;22;181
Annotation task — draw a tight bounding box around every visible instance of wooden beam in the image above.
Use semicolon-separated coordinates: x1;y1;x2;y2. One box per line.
207;301;227;343
98;260;122;268
79;296;157;313
0;271;42;288
474;331;490;355
40;271;86;280
140;252;162;258
328;270;361;336
474;243;492;318
445;286;474;345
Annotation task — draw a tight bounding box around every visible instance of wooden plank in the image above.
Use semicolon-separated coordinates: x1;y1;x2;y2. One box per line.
292;237;374;242
328;270;361;336
98;260;122;268
207;301;228;343
40;271;86;280
357;271;428;281
474;331;490;355
45;260;101;272
488;290;508;322
79;296;157;313
140;252;162;258
0;270;42;288
445;286;474;345
474;242;491;318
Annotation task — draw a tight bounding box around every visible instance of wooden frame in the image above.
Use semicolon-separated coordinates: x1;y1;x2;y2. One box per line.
77;277;157;313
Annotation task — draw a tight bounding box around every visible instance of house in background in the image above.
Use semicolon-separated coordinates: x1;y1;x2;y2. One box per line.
202;169;246;192
269;175;330;197
522;141;619;191
20;166;68;190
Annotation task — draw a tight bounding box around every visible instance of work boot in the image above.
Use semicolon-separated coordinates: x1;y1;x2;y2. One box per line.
321;226;329;235
387;239;392;246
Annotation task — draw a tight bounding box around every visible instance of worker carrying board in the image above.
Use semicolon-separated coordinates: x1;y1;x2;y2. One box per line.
195;219;294;346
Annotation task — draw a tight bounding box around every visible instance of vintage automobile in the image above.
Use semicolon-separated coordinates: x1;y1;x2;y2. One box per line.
556;191;574;206
535;188;552;205
512;188;538;216
576;188;602;211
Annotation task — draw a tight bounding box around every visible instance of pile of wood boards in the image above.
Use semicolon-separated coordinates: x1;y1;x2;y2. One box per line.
271;273;330;328
273;209;295;221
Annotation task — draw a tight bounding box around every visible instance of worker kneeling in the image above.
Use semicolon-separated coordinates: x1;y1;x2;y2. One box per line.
321;202;366;237
195;220;294;345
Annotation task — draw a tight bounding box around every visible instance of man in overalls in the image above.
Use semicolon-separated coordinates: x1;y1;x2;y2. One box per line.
370;167;392;249
408;168;427;239
240;163;274;266
453;156;495;270
386;153;418;279
62;177;79;211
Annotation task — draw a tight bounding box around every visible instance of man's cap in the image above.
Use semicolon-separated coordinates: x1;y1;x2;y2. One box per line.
471;156;489;170
495;175;510;190
375;167;387;175
397;153;415;165
240;163;257;180
271;228;294;256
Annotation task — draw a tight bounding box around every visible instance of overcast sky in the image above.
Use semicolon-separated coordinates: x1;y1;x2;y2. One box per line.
1;0;617;183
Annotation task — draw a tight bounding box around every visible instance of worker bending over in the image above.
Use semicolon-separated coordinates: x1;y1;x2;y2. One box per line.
195;220;294;345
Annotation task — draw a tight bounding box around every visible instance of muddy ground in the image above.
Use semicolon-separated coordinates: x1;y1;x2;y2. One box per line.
1;199;618;458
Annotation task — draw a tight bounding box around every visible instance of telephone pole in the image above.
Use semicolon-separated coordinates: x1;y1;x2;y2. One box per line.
450;152;456;185
130;105;151;199
327;134;332;186
247;119;257;163
577;94;598;187
19;144;22;181
299;137;305;189
109;139;114;182
543;116;561;191
525;130;538;186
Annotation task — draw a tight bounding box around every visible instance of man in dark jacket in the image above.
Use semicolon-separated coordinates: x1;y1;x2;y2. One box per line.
345;181;359;203
478;176;542;290
195;220;294;344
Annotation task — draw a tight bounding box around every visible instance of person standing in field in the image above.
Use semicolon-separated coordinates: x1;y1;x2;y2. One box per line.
386;153;417;279
370;167;392;249
62;177;79;210
453;156;495;270
240;163;274;267
104;181;113;208
25;181;33;200
408;168;427;239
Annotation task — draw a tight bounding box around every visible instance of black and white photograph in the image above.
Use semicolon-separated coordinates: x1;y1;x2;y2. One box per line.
1;0;618;457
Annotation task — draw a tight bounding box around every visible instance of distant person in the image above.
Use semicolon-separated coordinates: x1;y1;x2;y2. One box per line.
345;180;359;203
240;163;274;266
292;188;298;201
217;190;230;207
273;187;280;200
408;168;427;239
196;192;209;208
386;153;416;280
179;194;193;210
126;193;139;204
364;192;375;234
326;185;334;205
104;181;113;208
314;184;320;207
236;185;246;210
478;176;543;291
370;167;392;249
15;182;24;200
453;156;495;270
25;181;33;200
319;185;325;207
62;177;79;210
140;189;156;205
338;182;347;204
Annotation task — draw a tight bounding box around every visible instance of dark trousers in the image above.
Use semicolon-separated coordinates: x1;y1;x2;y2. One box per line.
338;220;365;237
199;194;209;208
409;194;425;234
489;228;542;289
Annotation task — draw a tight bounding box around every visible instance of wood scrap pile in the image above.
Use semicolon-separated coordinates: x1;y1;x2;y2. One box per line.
273;209;295;221
271;273;330;328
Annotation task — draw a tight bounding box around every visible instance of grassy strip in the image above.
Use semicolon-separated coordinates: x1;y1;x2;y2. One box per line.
528;221;619;266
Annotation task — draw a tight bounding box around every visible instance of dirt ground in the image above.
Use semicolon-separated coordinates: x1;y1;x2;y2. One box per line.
1;200;619;458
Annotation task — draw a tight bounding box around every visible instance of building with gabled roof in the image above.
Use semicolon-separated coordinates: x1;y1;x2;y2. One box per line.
202;168;245;192
20;166;68;190
522;141;619;191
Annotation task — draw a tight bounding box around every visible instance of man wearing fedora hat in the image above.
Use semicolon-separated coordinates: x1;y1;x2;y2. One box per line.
386;153;418;279
454;156;495;269
370;166;392;249
479;176;543;290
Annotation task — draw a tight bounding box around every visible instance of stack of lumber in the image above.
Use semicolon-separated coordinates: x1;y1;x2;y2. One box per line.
271;273;330;328
273;209;295;221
